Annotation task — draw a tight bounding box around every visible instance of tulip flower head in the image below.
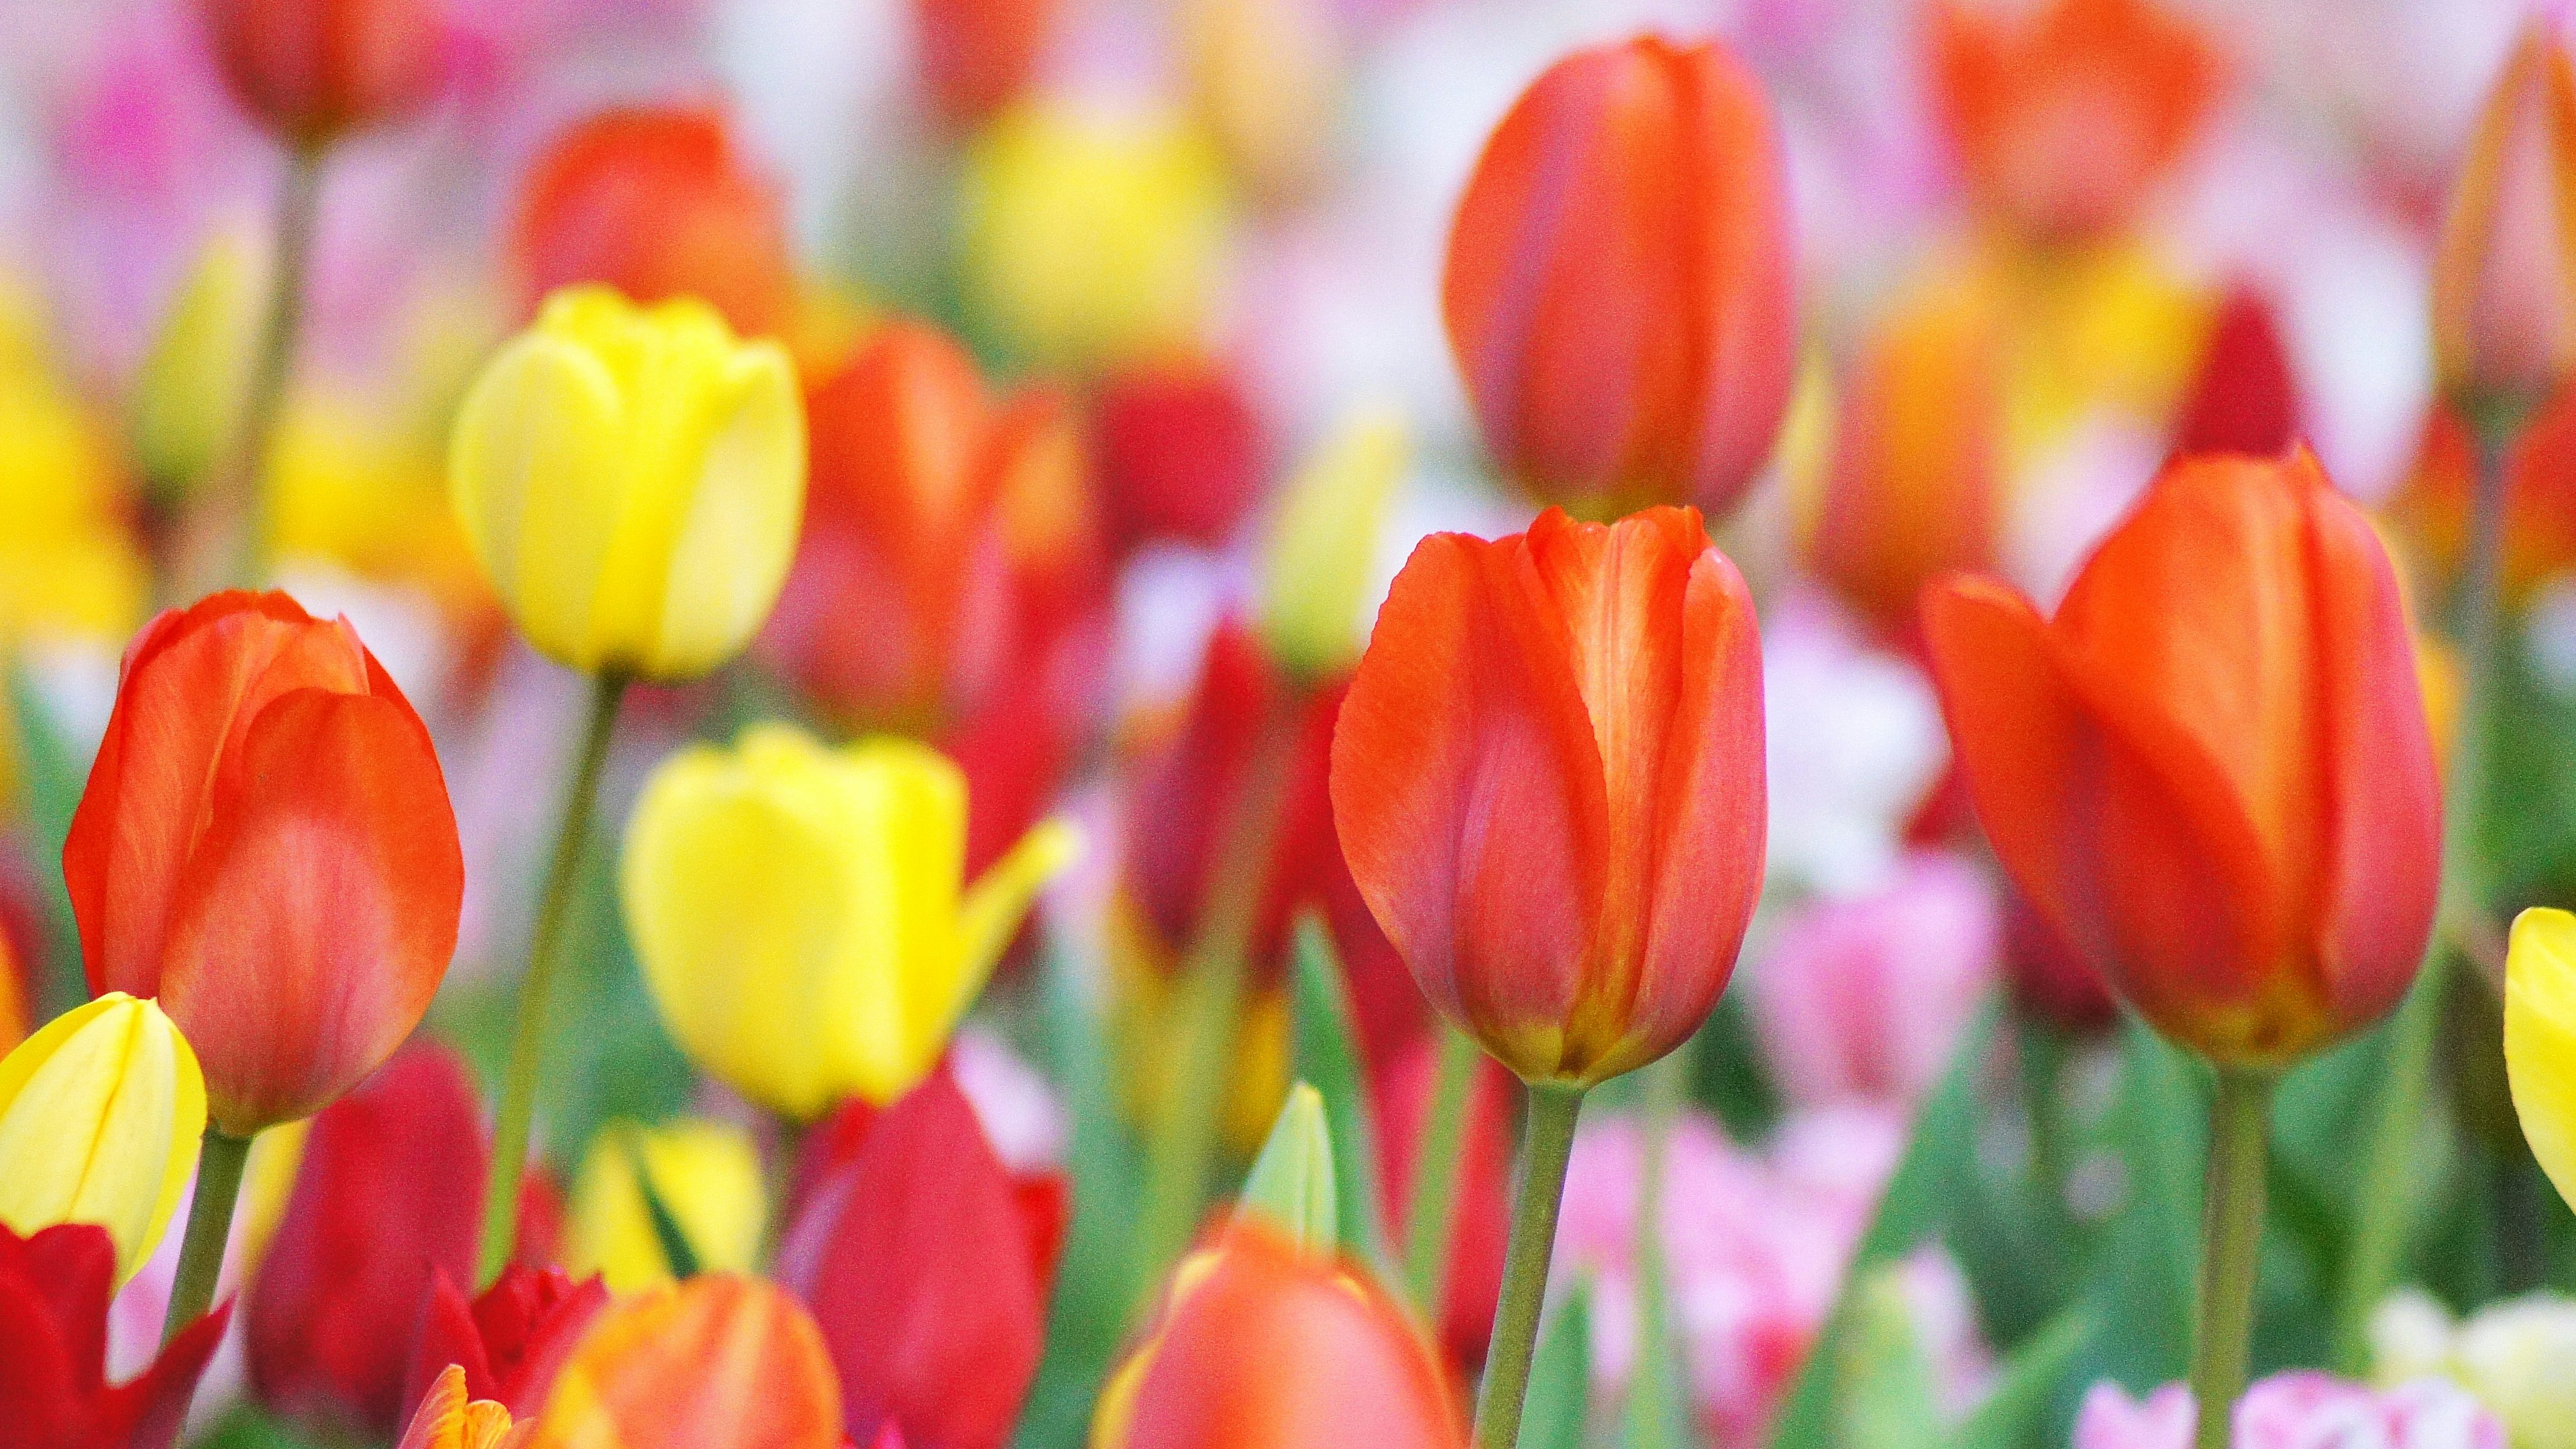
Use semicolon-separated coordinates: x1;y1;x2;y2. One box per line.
0;1220;231;1449
2432;21;2576;416
404;1266;609;1428
1922;447;2442;1069
398;1365;522;1449
64;590;463;1134
0;993;205;1282
564;1118;767;1294
449;284;807;682
1443;34;1794;521
915;0;1059;129
521;1275;843;1449
1332;506;1767;1088
199;0;447;148
623;724;1081;1118
2506;908;2576;1212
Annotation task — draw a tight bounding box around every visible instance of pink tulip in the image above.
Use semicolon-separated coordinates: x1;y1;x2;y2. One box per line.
2072;1375;2505;1449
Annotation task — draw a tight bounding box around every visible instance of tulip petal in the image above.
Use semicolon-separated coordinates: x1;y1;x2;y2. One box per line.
525;1275;841;1449
2508;908;2576;1212
649;341;806;678
954;816;1083;1018
0;994;206;1281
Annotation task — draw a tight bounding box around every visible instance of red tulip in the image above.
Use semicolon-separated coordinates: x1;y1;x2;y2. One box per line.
1443;34;1794;521
510;104;795;338
1372;1038;1510;1371
1092;364;1266;553
0;1221;230;1449
914;0;1060;129
777;1063;1065;1449
64;590;463;1135
1921;447;2441;1067
199;0;446;147
2390;388;2576;603
1928;0;2222;242
1332;506;1766;1087
400;1266;609;1428
2173;286;2302;459
1098;1223;1462;1449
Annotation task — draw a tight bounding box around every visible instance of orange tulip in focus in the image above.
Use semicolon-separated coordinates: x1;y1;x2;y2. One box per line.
1928;0;2221;243
2389;389;2576;603
1332;506;1766;1088
199;0;447;148
63;591;463;1134
915;0;1059;130
1811;276;2003;635
1443;35;1794;521
511;105;795;339
1922;449;2442;1068
523;1275;841;1449
2431;21;2576;415
1094;1224;1461;1449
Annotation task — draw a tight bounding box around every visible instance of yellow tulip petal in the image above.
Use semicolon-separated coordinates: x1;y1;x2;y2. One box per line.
832;738;971;1104
0;993;206;1279
2507;907;2576;1210
450;329;627;670
954;815;1085;1019
649;341;807;678
1259;406;1406;680
564;1119;767;1295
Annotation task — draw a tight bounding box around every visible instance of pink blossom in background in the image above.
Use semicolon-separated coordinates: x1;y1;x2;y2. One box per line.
1748;849;2000;1110
2072;1374;2506;1449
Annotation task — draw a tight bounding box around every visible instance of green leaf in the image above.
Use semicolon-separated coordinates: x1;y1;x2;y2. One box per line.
1831;1267;1948;1449
1525;1282;1596;1449
1291;914;1392;1269
7;664;93;1018
2074;1022;2204;1394
630;1127;704;1280
1945;1309;2093;1449
1240;1081;1338;1251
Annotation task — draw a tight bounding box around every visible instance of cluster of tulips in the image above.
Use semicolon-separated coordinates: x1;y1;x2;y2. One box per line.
19;2;2576;1449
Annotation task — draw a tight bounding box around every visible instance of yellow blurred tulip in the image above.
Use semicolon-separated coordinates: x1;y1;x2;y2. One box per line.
131;225;260;495
564;1118;767;1295
621;725;1081;1119
1178;0;1339;204
0;366;147;651
1258;406;1405;682
449;284;807;680
0;993;207;1281
2373;1288;2576;1449
2509;907;2576;1211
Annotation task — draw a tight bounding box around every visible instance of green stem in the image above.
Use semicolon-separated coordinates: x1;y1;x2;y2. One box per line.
163;1127;252;1341
476;671;628;1285
1403;1024;1479;1316
2332;407;2518;1369
2019;1012;2070;1226
1474;1083;1585;1449
2190;1071;2273;1449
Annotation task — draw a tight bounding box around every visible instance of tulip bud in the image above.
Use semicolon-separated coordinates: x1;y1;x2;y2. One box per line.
1923;448;2443;1069
198;0;447;148
131;226;260;497
401;1266;608;1428
622;725;1080;1118
64;590;463;1134
1444;34;1794;521
2432;21;2576;417
1332;506;1768;1087
521;1275;843;1449
397;1365;519;1449
0;1220;231;1447
564;1118;767;1295
449;284;807;681
1258;407;1405;682
2508;908;2576;1212
2172;285;2301;458
510;105;795;340
0;993;205;1281
1093;362;1265;552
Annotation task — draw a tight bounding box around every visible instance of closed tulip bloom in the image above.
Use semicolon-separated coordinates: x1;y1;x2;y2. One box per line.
402;1267;609;1428
564;1119;767;1295
521;1275;842;1449
2172;286;2302;459
1922;448;2442;1068
1443;35;1794;521
0;994;205;1281
2506;908;2576;1211
510;106;795;340
1331;506;1767;1087
396;1364;522;1449
0;1220;231;1449
2432;22;2576;413
449;284;806;681
64;590;462;1134
199;0;446;147
1093;362;1265;553
622;725;1080;1118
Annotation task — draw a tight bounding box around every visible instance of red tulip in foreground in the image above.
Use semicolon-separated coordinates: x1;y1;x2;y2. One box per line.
199;0;447;148
1442;35;1794;521
0;1221;230;1449
401;1265;608;1428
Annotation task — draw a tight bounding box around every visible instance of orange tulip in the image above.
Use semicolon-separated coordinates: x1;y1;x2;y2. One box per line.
62;591;463;1133
1921;448;2442;1068
2389;389;2576;602
1331;506;1766;1088
396;1366;521;1449
1442;35;1794;521
2431;21;2576;414
510;105;796;339
1095;1224;1461;1449
199;0;446;148
523;1275;841;1449
1927;0;2221;243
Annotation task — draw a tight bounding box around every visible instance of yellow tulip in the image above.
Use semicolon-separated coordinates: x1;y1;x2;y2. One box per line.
449;284;807;680
0;366;147;651
1258;406;1405;682
564;1118;767;1295
622;725;1081;1119
0;993;206;1281
2510;908;2576;1210
131;225;260;494
2373;1288;2576;1449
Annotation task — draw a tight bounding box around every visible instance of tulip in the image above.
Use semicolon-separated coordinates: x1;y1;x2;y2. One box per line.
0;1220;231;1449
1258;407;1407;682
564;1118;767;1295
2430;21;2576;416
777;1062;1065;1449
1442;35;1794;521
130;227;260;497
396;1364;520;1449
2171;286;2302;459
509;105;795;340
2507;908;2576;1212
2071;1375;2502;1449
622;724;1080;1118
1927;0;2222;243
402;1266;610;1428
1921;448;2441;1069
1176;0;1337;203
2373;1289;2576;1449
64;590;462;1135
450;284;806;680
914;0;1059;129
2390;384;2576;605
0;360;146;653
1093;362;1265;553
519;1275;843;1449
1095;1222;1461;1449
0;993;205;1281
198;0;446;148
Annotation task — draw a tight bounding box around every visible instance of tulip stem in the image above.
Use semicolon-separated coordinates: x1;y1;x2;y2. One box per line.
477;669;629;1285
2189;1069;2272;1449
1474;1083;1585;1449
189;142;323;594
164;1126;253;1342
1403;1024;1479;1317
